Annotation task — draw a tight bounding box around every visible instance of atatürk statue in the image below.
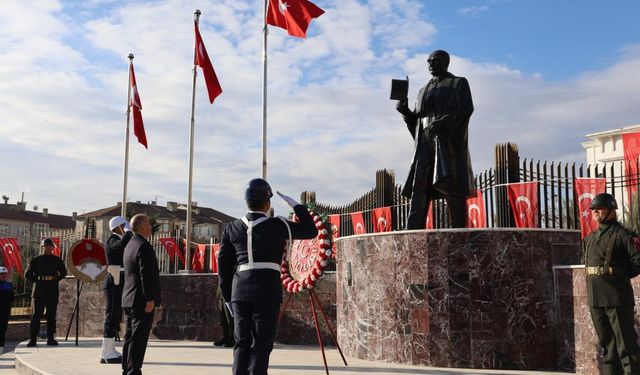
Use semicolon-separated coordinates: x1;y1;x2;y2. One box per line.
395;50;475;229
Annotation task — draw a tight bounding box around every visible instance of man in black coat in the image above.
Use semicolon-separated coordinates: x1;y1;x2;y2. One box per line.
100;215;134;364
218;178;317;375
396;49;475;229
121;214;161;375
584;193;640;375
24;238;66;347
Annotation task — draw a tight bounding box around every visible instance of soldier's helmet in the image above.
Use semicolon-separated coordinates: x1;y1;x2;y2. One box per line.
590;193;618;210
41;238;55;247
244;178;273;203
109;216;128;231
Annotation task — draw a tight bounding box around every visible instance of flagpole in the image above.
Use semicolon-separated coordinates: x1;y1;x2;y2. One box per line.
261;0;268;179
122;53;134;218
184;9;201;272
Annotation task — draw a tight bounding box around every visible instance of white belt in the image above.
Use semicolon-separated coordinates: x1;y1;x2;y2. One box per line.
237;262;280;272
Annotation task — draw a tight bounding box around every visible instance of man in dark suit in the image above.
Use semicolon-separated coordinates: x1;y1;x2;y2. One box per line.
25;238;67;347
218;178;317;375
396;49;475;229
121;214;161;375
100;215;133;364
584;193;640;375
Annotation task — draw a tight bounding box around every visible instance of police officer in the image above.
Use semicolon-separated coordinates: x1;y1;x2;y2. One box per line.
218;179;317;375
584;193;640;374
100;216;133;364
0;266;14;353
25;238;67;347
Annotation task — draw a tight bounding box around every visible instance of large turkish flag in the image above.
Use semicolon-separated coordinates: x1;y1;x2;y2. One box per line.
507;182;539;228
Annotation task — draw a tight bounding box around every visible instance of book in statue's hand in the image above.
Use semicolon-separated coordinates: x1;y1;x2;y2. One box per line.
390;76;409;101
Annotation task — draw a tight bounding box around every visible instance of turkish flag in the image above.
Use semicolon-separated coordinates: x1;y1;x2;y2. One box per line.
623;132;640;201
129;62;147;148
466;190;487;228
266;0;325;38
350;212;366;235
507;182;539;228
575;178;607;239
159;238;185;264
46;237;61;257
425;202;434;229
0;238;23;275
194;21;222;104
192;244;206;273
328;214;340;254
372;207;392;233
210;244;220;273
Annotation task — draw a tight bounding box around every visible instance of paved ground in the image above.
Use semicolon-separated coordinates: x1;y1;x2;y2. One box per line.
4;338;572;375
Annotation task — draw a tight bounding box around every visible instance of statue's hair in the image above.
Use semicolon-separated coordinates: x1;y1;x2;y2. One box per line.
430;50;450;65
130;214;149;232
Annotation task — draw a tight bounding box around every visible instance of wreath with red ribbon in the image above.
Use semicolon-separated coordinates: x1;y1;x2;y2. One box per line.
280;209;331;293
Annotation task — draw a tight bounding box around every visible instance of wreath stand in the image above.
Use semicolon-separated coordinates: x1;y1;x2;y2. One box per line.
278;289;348;375
64;279;83;346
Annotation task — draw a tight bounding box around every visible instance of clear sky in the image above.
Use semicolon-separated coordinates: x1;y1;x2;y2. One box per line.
1;0;639;219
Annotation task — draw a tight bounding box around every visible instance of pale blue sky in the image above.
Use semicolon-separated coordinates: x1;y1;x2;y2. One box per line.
0;0;639;218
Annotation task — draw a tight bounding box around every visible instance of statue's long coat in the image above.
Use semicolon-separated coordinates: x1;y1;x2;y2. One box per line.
400;72;476;200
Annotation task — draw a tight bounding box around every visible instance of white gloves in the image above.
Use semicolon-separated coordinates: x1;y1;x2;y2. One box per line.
277;191;299;208
123;222;132;232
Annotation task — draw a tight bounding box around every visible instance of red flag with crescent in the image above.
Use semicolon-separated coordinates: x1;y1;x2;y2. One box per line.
0;238;23;275
623;132;640;201
0;238;23;276
129;61;147;148
210;244;220;273
159;238;185;264
372;207;392;233
466;190;487;228
575;178;607;239
328;214;340;253
350;212;366;235
47;237;61;257
266;0;325;38
194;21;223;104
192;244;206;273
507;182;539;228
425;202;434;229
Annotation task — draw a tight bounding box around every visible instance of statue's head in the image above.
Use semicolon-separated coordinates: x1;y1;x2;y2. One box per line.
427;50;450;77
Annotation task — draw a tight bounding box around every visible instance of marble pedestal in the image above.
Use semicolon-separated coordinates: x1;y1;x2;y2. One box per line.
335;228;581;371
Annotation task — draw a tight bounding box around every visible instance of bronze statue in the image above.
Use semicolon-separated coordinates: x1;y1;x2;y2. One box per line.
395;50;475;229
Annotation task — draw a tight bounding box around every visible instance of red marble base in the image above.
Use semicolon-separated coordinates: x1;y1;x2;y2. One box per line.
335;229;581;371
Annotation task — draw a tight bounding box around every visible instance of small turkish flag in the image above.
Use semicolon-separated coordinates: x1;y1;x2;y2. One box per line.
159;238;185;264
425;202;434;229
372;207;392;233
266;0;325;38
194;21;222;104
329;214;340;253
129;62;147;148
507;182;539;228
192;244;206;273
0;238;23;276
574;178;606;239
350;212;366;235
466;190;487;228
210;244;220;273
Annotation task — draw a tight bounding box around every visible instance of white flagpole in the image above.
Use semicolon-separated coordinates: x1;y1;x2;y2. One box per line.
121;53;134;218
184;9;201;272
262;0;269;179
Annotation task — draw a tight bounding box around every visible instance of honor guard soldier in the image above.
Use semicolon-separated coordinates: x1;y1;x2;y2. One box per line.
584;193;640;374
25;238;67;347
218;178;317;375
100;216;133;364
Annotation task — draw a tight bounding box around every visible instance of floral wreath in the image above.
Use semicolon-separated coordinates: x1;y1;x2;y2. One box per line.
280;208;331;293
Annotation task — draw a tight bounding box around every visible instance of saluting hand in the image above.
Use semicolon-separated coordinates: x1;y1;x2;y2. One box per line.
277;191;299;208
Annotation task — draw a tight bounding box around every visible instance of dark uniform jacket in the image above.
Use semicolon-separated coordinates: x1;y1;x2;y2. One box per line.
400;72;475;200
584;220;640;307
218;204;317;304
0;280;13;317
103;231;133;289
24;254;66;298
122;234;161;310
